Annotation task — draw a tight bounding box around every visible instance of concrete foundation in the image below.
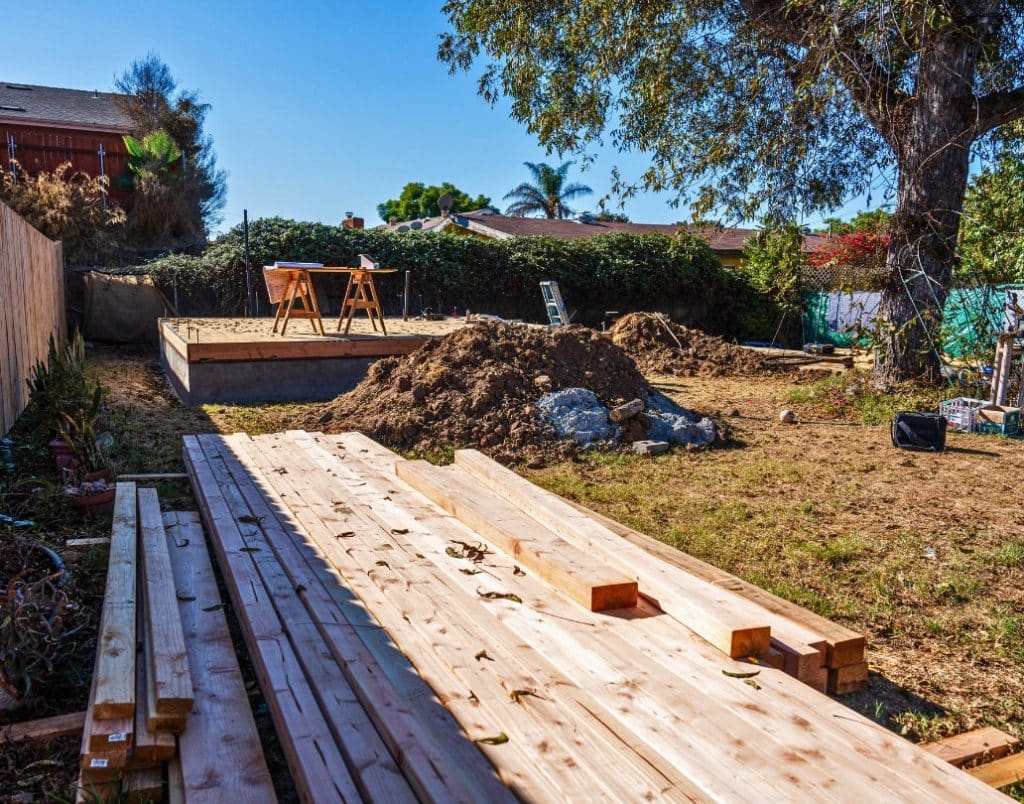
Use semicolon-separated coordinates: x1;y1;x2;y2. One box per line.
161;335;379;404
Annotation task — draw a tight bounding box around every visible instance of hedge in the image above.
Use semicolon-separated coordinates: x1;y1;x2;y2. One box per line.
138;217;788;341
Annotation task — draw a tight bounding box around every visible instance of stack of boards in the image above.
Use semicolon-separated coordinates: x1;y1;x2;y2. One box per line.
183;430;1010;802
78;482;273;801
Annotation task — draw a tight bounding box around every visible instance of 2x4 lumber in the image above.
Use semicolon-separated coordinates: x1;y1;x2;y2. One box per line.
565;495;865;668
119;472;189;481
225;432;506;803
923;726;1020;767
827;661;869;695
125;767;164;801
268;431;700;801
138;487;194;716
327;438;876;801
396;459;638;611
133;619;175;762
80;655;129;780
449;448;771;659
183;435;363;803
93;482;138;720
163;510;276;802
0;711;85;743
65;537;112;548
330;434;1008;803
967;752;1024;789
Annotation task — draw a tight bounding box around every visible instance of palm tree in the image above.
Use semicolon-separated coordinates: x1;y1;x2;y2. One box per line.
503;161;593;219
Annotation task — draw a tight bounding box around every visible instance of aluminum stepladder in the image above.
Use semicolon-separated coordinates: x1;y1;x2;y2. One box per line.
540;281;569;327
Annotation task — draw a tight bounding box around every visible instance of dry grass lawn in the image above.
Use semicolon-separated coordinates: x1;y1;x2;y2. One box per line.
89;347;1024;777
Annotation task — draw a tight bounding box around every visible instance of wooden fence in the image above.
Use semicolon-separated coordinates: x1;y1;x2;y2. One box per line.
0;200;65;434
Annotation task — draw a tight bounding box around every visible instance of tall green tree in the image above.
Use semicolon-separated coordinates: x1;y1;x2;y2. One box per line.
115;53;227;245
377;182;491;222
959;150;1024;284
440;2;1024;383
503;161;592;218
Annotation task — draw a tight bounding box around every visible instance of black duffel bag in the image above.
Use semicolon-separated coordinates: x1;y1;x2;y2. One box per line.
891;412;947;452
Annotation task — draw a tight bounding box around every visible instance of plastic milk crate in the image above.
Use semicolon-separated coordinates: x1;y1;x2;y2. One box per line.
938;397;986;433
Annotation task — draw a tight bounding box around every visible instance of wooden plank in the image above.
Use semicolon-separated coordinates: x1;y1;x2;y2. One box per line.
138;487;194;715
923;727;1020;767
448;448;771;658
328;433;1009;803
396;460;638;611
218;433;492;803
0;711;85;743
93;482;137;719
119;472;189;481
133;613;175;762
262;431;700;802
563;495;865;668
322;436;894;801
167;757;185;804
65;537;112;548
183;435;361;802
967;752;1024;788
125;767;164;801
86;711;132;754
164;510;276;802
184;334;428;363
827;661;869;695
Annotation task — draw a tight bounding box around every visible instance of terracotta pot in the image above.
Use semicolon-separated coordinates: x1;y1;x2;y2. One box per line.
68;487;116;515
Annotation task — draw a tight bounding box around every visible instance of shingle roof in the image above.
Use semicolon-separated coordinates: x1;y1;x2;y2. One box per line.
384;211;830;254
0;82;132;132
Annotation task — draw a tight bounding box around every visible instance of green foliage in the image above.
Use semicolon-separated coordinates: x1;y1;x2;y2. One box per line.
26;333;94;439
58;383;111;475
0;162;125;264
377;181;491;222
959;152;1024;284
503;161;592;218
123;129;182;178
741;222;809;308
140;217;783;339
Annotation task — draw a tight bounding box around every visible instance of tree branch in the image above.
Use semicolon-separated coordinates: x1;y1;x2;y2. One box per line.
978;86;1024;134
739;0;909;146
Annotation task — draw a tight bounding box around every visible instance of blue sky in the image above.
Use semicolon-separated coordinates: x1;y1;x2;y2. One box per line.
4;1;876;232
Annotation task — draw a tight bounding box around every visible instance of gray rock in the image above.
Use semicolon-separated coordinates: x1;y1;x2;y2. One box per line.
643;390;718;446
632;440;670;456
537;388;620;445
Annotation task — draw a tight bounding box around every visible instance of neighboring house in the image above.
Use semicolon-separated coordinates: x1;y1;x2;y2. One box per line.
0;82;133;203
383;209;829;267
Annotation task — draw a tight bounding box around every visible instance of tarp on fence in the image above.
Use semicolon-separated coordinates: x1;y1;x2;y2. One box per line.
83;272;170;344
803;285;1024;359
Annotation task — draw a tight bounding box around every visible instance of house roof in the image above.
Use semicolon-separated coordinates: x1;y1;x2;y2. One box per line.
384;211;830;255
0;82;132;133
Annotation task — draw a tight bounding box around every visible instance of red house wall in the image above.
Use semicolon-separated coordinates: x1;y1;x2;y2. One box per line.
0;122;131;204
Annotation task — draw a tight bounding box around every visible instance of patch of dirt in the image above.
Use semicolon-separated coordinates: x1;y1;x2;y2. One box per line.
609;312;781;377
311;322;651;464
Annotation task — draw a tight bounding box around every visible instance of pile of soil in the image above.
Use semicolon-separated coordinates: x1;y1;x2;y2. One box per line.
609;313;779;377
311;322;650;464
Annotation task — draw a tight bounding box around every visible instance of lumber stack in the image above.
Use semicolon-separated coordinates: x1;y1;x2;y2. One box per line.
183;430;1010;802
77;483;272;801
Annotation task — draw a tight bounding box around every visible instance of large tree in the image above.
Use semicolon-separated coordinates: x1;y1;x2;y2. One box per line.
115;54;227;246
377;181;491;222
440;2;1024;383
503;161;593;218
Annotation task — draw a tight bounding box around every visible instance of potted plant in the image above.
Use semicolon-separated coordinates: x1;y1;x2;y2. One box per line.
0;539;80;711
60;383;116;514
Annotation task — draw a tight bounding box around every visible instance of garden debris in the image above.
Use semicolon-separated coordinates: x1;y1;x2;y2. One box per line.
608;312;781;377
609;398;644;423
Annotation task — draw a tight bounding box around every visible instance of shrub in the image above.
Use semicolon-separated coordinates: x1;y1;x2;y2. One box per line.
139;218;785;340
0;161;125;263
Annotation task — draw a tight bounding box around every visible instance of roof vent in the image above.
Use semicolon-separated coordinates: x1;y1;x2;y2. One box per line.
0;105;26;113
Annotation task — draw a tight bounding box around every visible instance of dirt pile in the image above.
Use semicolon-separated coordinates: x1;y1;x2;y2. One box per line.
311;322;650;463
609;313;778;377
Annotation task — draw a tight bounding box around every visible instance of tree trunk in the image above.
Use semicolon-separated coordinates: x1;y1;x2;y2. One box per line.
873;31;981;387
